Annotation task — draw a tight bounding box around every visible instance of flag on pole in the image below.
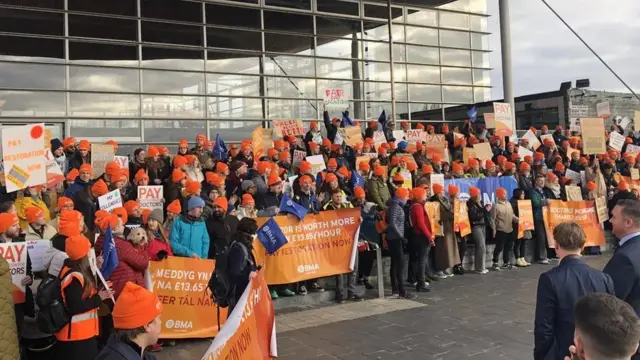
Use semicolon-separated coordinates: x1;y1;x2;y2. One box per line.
100;225;119;280
213;133;228;161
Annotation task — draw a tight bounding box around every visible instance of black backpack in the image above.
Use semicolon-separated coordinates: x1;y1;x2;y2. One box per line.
207;241;249;329
35;274;70;334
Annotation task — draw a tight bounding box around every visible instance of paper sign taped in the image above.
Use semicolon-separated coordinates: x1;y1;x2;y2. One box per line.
99;190;123;212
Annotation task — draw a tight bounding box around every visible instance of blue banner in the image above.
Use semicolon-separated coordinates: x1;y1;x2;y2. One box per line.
444;176;518;203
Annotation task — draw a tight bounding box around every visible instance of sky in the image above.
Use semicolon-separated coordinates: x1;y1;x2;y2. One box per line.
488;0;640;99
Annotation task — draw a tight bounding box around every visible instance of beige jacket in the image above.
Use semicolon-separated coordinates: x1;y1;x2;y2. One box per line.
490;199;518;233
23;223;58;241
0;256;20;359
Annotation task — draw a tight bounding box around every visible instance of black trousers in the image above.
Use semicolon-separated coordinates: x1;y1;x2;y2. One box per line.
457;234;467;263
513;231;526;259
534;220;548;261
493;230;514;264
407;237;417;283
388;239;406;296
413;236;430;288
358;249;376;280
54;338;98;360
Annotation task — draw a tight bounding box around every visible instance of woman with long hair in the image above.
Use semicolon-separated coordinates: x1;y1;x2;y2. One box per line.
128;148;147;182
146;146;169;186
54;234;113;359
145;209;172;261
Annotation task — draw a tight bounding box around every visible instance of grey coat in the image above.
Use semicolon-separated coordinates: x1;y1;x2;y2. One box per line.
385;197;405;241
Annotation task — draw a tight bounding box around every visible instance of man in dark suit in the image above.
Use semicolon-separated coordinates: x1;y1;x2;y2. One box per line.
534;222;615;360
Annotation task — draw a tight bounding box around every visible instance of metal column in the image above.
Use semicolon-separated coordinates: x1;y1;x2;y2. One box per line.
499;0;515;128
387;0;396;124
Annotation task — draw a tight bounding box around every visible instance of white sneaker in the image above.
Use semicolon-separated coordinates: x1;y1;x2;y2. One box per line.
475;269;489;274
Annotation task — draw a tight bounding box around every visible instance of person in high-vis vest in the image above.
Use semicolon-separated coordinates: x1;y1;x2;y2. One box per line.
55;234;113;360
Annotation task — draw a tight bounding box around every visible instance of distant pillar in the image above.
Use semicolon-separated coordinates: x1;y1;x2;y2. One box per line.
499;0;516;130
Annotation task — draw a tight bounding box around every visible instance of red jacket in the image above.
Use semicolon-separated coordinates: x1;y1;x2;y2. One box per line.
147;236;173;261
109;237;149;300
410;201;433;240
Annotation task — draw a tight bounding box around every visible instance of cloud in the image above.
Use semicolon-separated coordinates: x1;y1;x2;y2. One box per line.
489;0;640;98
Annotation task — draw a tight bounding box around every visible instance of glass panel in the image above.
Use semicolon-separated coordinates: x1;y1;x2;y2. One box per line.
142;21;203;47
406;9;437;27
207;74;260;97
441;67;472;85
0;36;64;62
316;37;359;59
144;120;206;143
208;97;262;119
404;26;438;46
364;4;402;21
69;14;137;42
0;90;65;116
205;3;261;29
264;33;313;55
474;87;490;102
394;64;407;82
438;0;470;12
142;46;204;71
443;86;473;103
439;11;469;30
471;33;489;50
265;0;311;10
407;45;439;65
210;120;264;142
69;93;140;117
472;51;489;68
364;62;389;82
206;27;262;51
440;29;470;48
469;0;488;14
264;10;313;34
70;41;138;64
69;119;141;140
364;82;407;101
316;16;361;37
265;56;314;78
409;84;441;102
441;48;471;67
266;76;315;99
69;66;139;92
317;0;359;16
364;42;405;62
316;58;352;79
142;96;205;118
207;50;260;74
410;102;442;116
0;62;64;89
362;22;403;42
267;99;317;119
68;0;136;16
0;8;63;36
407;64;440;84
141;0;203;23
473;69;490;86
366;102;390;120
470;15;488;32
0;0;63;9
142;70;205;95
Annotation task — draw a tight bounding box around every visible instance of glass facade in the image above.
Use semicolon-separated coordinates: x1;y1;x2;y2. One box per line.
0;0;490;144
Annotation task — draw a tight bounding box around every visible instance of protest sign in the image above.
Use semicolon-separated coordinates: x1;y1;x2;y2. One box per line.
595;196;609;223
632;168;640;181
473;143;493;162
149;257;227;339
253;209;361;285
99;190;123;212
425;135;446;160
569;118;581;133
355;156;371;170
626;144;640;155
424;202;442;236
273;119;304;137
581;118;606;154
517;146;533;160
430;174;445;196
373;130;386;149
138;186;163;212
444;176;518;205
392;130;405;146
463;147;476;164
619;116;631;130
338;126;363;147
27;240;51;272
406;129;424;145
569;105;589;118
543;200;605;247
540;134;554;145
292;150;306;167
2;123;46;192
565;169;581;185
252;127;273;160
493;102;513;137
201;271;277;360
91;144;115;179
609;131;625;151
400;170;412;189
453;199;471;237
0;243;27;304
517;200;534;239
323;88;349;109
44;148;64;189
484;113;496;128
596;101;610;118
565;185;583;201
305;155;326;175
522;130;541;150
114;155;129;169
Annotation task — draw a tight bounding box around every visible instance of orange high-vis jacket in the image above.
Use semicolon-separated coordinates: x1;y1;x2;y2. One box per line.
55;267;100;342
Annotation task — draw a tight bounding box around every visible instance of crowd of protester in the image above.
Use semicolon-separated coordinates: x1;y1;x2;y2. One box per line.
2;111;640;359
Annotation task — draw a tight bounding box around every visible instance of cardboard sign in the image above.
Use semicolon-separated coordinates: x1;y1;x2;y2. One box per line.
424;202;442;236
596;101;610;118
543;200;605;247
581;118;606;154
356;156;371;170
252;127;273;160
406;129;424;145
463;147;476;164
338;126;363;147
473;143;493;162
27;239;51;272
114;155;129;169
273;119;304;137
44;148;65;189
2;123;47;192
565;185;583;201
540;134;554;145
484;113;496;128
138;186;163;212
372;130;386;149
453;199;471;237
517;146;533;160
517;200;534;239
609;131;625;151
565;169;581;185
0;243;27;304
292;150;306;167
91;144;115;179
305;155;326;175
569;105;589;118
632;168;640;181
493;102;513;137
595;196;609;223
400;170;412;189
323;88;349;109
626;144;640;155
430;174;445;196
619;116;631;130
522;130;541;150
98;190;123;212
425;134;446;160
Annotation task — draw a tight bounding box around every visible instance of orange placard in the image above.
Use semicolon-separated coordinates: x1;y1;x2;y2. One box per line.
202;271;276;360
453;199;471;237
543;200;605;248
252;127;273;160
517;200;534;239
149;257;227;339
425;202;442;236
424;134;446;160
254;209;362;285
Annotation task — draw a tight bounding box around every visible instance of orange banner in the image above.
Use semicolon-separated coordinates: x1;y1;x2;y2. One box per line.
453;199;471;237
517;200;534;239
543;200;605;248
202;271;276;360
254;209;361;285
149;257;227;339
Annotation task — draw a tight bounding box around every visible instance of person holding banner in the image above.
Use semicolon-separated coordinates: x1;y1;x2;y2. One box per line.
510;189;531;267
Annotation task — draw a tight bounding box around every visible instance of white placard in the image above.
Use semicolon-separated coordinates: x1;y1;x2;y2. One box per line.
406;129;423;144
114;155;129;169
569;105;589;118
283;175;298;197
626;144;640;155
609;131;625;151
323;88;349;109
580;171;586;186
27;240;51;272
373;130;386;149
98;190;123;212
2;123;47;192
292;150;306;167
619;116;631;130
521;130;541;150
565;169;581;185
518;146;534;160
44;148;64;188
540;134;554;145
137;186;163;212
392;130;405;146
596;101;610;118
305;155;326;175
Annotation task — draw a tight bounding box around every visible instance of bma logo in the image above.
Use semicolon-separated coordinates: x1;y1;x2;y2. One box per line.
297;264;320;273
165;319;193;330
286;200;293;206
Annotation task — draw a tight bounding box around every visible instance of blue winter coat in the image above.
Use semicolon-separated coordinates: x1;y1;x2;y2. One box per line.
63;178;92;200
170;214;210;259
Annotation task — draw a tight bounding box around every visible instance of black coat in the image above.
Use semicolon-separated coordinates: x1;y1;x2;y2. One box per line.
257;191;281;211
68;151;90;171
96;335;157;360
206;214;238;259
467;200;487;227
74;187;98;233
604;235;640;317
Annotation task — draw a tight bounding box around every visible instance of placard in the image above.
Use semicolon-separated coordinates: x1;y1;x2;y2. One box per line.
252;127;273;160
406;129;424;145
323;88;349;109
619;116;631;130
632;169;640;181
1;123;47;192
581;118;606;154
596;101;610;118
0;243;27;304
484;113;496;129
338;126;363;147
580;171;586;187
305;155;326;175
114;155;129;169
541;134;554;145
91;144;115;179
424;202;442;236
44;148;65;189
372;130;386;149
98;190;123;212
565;169;581;185
493;102;513;137
138;186;163;212
292;150;306;167
463;147;476;164
609;131;625;151
430;174;445;195
27;239;51;272
522;129;541;150
595;196;609;223
400;170;412;189
424;134;446;160
472;143;492;162
453;199;471;237
569;105;589;118
626;144;640;155
517;200;534;239
569;118;581;133
517;146;533;160
273;119;304;137
543;200;605;247
565;185;583;201
392;130;405;146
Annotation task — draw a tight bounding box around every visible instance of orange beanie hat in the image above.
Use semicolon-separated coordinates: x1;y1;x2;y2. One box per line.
432;183;444;194
325;173;338;183
78;140;90;151
58;210;83;237
358;161;370;172
79;163;92;175
112;282;163;329
99;214;120;232
147;146;159;158
185;180;201;195
57;196;74;210
91;179;109;197
214;197;228;211
411;187;426;200
216;162;229;173
448;184;459;196
373;165;385;177
105;161;120;176
65;235;91;260
94;210;109;227
395;187;409;200
0;213;18;234
167;199;182;215
141;209;152;225
618;181;629;191
469;186;481;198
25;207;44;223
173;155;187;168
241;194;255;206
66;168;79;182
586;181;597;192
123;200;140;215
496;188;507;199
134;169;149;183
354;186;366;199
172;169;186;183
299;161;312;174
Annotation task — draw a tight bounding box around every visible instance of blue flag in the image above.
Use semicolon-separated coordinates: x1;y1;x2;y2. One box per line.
350;169;365;188
467;106;478;123
279;193;308;220
100;224;119;280
378;109;387;128
257;217;288;255
213;133;228;161
341;111;355;127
